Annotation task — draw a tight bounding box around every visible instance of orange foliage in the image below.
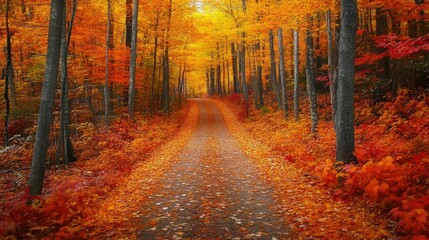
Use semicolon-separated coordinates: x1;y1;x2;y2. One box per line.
0;105;190;238
225;89;429;238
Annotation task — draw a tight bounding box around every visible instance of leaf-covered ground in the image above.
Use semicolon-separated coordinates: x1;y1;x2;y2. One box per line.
1;97;419;239
223;89;429;239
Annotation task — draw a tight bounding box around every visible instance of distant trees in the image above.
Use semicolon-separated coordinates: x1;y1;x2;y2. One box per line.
199;0;428;165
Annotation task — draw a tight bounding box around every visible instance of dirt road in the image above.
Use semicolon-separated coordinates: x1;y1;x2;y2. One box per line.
138;99;293;239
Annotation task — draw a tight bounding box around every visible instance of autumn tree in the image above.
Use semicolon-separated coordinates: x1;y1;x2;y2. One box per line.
335;0;358;165
305;16;318;133
56;0;77;164
128;0;138;116
278;28;287;117
293;29;299;121
3;0;12;147
105;0;112;125
29;0;65;195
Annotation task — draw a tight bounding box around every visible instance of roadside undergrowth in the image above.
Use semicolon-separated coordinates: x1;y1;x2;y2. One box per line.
0;103;193;239
214;99;398;239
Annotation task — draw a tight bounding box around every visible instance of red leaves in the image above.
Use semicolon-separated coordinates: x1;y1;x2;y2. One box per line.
391;196;429;235
0;106;190;238
229;89;429;238
375;34;429;59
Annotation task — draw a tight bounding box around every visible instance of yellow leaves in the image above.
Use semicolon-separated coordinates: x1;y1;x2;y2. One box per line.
364;179;390;200
377;156;396;168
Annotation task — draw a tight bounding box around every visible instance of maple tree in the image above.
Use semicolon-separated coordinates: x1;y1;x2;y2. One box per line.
0;0;428;238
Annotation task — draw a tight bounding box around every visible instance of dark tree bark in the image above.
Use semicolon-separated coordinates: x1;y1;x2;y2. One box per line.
336;0;358;165
150;12;160;116
240;43;249;116
269;30;282;108
178;64;185;107
293;29;300;121
29;0;65;196
241;0;249;117
257;65;264;107
217;64;222;96
376;8;390;80
3;0;12;147
104;0;112;125
56;0;77;164
128;0;138;116
231;43;239;93
210;67;215;96
161;0;172;113
278;28;288;117
125;0;132;47
306;16;318;133
327;10;337;122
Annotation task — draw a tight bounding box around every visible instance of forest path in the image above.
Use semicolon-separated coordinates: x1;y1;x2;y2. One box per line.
92;99;394;239
138;99;293;239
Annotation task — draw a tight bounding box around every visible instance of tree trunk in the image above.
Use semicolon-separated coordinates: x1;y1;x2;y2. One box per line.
269;30;282;108
278;28;287;118
150;12;160;116
29;0;65;196
217;64;222;96
240;43;249;117
57;0;77;164
125;0;132;47
376;8;390;80
210;68;215;96
327;10;337;123
161;0;172;113
128;0;138;116
104;0;111;125
306;16;318;133
178;64;185;107
293;29;300;121
231;43;239;93
3;0;12;147
226;42;231;94
257;65;264;107
336;0;358;165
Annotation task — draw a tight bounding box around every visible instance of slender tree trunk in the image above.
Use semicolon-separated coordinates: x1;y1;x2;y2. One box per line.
376;8;390;80
217;65;222;96
336;0;358;165
125;0;132;47
269;30;282;108
231;43;239;93
240;44;249;116
178;64;185;107
206;70;210;95
257;65;264;106
226;40;231;95
278;28;287;117
150;13;160;116
210;68;215;96
327;10;337;123
293;29;300;121
57;0;77;164
306;16;318;133
104;0;111;125
162;0;172;113
241;0;248;116
4;0;12;147
128;0;138;116
29;0;65;196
